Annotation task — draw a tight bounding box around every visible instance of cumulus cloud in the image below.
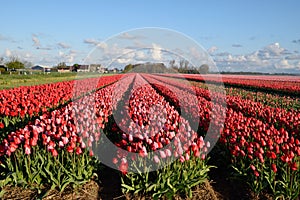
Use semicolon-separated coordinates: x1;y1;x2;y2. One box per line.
83;38;108;50
135;51;146;61
118;32;145;40
31;34;54;50
285;54;300;60
274;59;294;69
263;42;285;57
5;49;12;57
207;46;218;54
212;42;300;73
151;43;162;60
57;50;77;64
115;58;133;64
83;38;101;46
215;52;231;57
57;42;70;49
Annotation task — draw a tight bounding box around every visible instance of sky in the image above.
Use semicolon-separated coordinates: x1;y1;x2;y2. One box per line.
1;0;300;73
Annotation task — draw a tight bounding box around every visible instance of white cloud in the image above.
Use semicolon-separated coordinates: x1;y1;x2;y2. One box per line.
83;38;102;46
135;51;146;60
212;42;300;72
264;42;285;57
56;50;77;64
151;43;162;60
115;58;133;64
274;59;294;69
5;49;12;57
32;34;40;47
295;61;300;69
285;54;300;60
57;42;70;49
207;46;218;54
96;42;108;49
83;38;107;50
118;32;142;40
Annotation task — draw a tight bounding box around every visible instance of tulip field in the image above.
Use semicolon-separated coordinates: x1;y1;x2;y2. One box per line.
0;73;299;199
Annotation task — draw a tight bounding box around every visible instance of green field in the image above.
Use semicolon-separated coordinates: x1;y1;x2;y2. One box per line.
0;72;115;90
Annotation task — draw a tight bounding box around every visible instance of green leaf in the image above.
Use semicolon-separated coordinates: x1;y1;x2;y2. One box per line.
3;117;9;127
121;183;135;191
167;178;175;192
59;178;73;193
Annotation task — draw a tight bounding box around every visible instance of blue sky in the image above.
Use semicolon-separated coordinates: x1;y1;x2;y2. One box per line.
1;0;300;73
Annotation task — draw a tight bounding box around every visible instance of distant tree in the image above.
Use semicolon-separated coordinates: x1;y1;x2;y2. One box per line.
51;66;58;72
177;59;192;73
179;59;185;69
5;57;25;69
169;60;175;68
57;62;67;69
72;63;79;72
23;61;33;68
183;60;189;69
123;64;133;73
199;64;209;74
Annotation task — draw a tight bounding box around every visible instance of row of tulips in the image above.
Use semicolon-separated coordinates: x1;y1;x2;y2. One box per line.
0;74;133;194
150;74;299;167
226;87;299;111
145;74;299;199
187;79;300;111
109;74;210;171
0;74;134;158
0;75;122;131
149;74;300;136
105;74;212;198
160;73;300;95
142;74;226;137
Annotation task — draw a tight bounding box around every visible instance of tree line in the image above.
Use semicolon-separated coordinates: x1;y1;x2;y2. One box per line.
123;60;210;74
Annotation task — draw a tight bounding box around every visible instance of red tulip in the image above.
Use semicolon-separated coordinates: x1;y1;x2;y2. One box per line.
289;162;298;171
271;163;277;173
51;149;58;157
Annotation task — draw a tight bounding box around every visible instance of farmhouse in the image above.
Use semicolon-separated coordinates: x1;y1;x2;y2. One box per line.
57;66;71;73
77;65;89;72
32;65;51;72
89;64;108;73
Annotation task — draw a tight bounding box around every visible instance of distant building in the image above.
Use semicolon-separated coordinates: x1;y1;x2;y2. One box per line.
32;65;51;72
58;66;71;73
89;64;101;72
77;64;89;72
70;64;90;72
100;67;108;73
89;64;108;73
108;68;120;73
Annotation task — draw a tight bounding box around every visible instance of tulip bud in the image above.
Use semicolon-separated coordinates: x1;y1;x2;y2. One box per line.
154;155;160;163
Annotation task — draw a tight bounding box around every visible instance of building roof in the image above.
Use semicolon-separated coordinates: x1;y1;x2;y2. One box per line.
32;65;51;69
